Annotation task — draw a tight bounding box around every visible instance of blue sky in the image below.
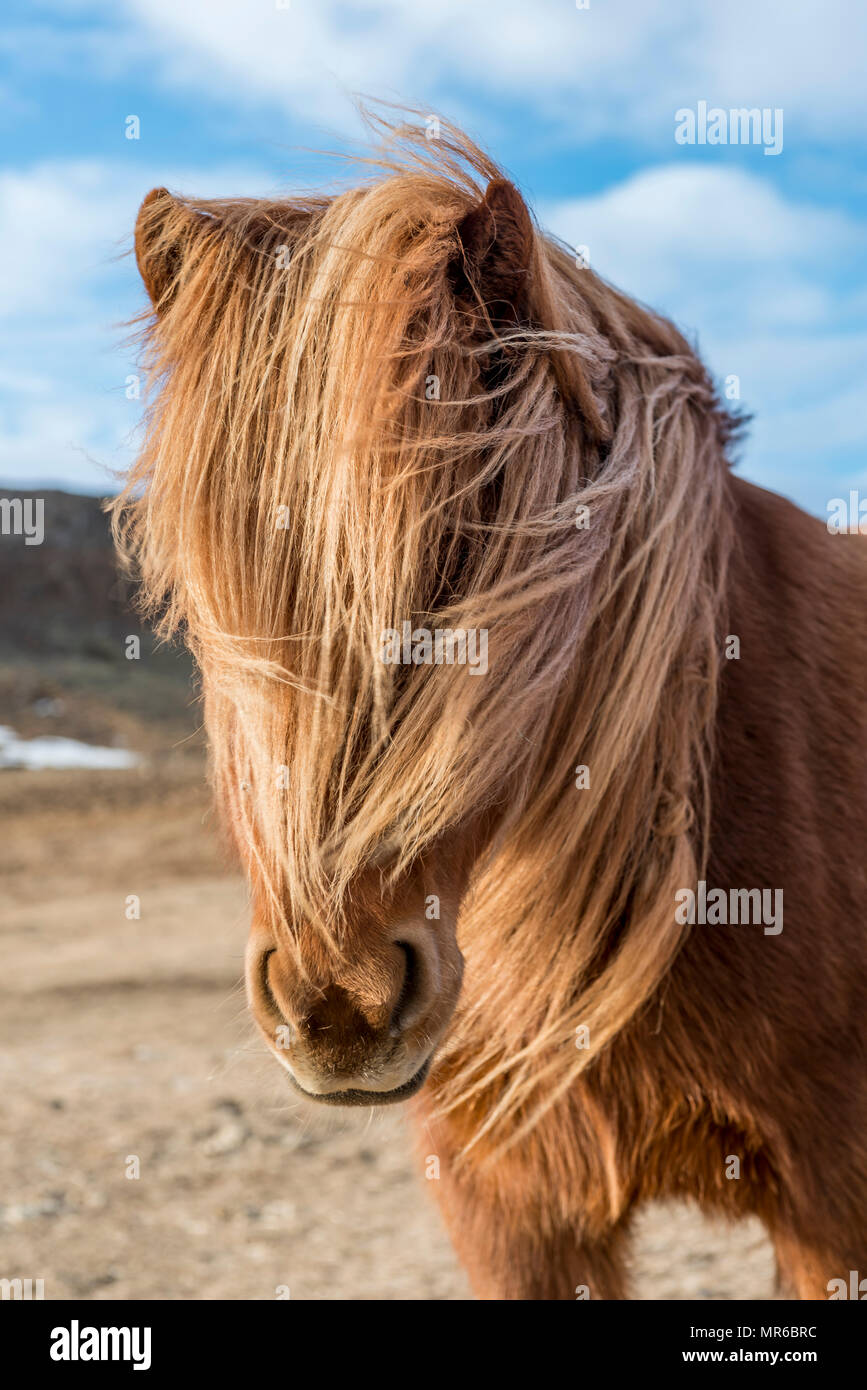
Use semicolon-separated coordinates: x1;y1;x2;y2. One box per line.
1;0;865;515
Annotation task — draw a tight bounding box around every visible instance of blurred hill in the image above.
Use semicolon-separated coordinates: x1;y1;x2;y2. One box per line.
0;488;200;756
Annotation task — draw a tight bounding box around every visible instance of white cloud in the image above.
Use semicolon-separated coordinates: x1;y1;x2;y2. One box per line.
544;165;861;276
0;162;132;317
10;2;865;148
106;0;867;146
0;157;274;493
543;165;867;506
541;163;863;338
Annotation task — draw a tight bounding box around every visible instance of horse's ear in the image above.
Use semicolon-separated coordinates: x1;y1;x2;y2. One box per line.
450;179;536;332
135;187;207;312
452;178;611;440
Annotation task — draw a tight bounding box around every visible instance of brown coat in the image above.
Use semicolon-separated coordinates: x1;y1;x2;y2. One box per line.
423;476;867;1299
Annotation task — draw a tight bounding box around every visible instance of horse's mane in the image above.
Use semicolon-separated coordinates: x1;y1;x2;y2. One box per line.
112;111;737;1150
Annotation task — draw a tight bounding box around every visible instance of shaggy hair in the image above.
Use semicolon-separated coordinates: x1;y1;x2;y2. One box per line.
112;113;737;1150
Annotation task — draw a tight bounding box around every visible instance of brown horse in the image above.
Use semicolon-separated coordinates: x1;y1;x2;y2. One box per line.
113;116;867;1300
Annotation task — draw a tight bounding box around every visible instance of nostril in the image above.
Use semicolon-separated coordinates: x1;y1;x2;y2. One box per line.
259;948;281;1017
390;941;420;1034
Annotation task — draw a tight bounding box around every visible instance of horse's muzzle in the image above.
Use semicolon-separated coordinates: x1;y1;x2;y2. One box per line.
284;1054;433;1107
245;920;461;1105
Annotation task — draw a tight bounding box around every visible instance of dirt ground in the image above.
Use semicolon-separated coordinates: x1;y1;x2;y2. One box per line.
0;756;780;1300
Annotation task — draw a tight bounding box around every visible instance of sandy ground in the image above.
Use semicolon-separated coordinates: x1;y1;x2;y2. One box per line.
0;759;780;1300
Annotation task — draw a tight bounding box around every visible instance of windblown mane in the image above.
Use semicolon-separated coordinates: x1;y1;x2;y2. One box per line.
112;113;737;1148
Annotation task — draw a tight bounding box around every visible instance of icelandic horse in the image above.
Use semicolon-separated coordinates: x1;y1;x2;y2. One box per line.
113;118;867;1299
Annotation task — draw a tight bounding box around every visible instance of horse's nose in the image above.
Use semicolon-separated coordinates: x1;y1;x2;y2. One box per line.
263;943;407;1034
301;943;425;1041
248;930;441;1101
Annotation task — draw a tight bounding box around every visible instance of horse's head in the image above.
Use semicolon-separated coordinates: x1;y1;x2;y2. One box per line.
119;125;580;1105
115;118;730;1124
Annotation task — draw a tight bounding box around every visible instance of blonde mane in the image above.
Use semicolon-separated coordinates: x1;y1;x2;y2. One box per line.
112;114;736;1150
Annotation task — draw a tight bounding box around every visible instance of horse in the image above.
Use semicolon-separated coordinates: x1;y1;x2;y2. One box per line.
112;116;867;1300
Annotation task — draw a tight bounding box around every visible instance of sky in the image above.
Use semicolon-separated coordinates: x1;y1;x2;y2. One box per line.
1;0;865;516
